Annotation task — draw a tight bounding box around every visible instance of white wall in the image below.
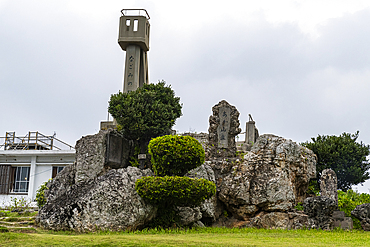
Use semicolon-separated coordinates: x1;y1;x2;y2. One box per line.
32;165;53;200
0;150;75;208
0;194;36;208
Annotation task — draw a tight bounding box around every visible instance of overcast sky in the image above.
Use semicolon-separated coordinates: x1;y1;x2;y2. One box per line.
1;0;370;192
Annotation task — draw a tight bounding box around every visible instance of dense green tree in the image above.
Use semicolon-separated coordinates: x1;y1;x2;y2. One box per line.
302;131;370;191
108;81;182;155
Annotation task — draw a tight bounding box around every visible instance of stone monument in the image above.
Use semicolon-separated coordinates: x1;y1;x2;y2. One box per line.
208;100;241;158
320;169;338;206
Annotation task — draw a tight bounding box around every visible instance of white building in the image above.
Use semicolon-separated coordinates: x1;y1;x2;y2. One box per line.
0;132;75;207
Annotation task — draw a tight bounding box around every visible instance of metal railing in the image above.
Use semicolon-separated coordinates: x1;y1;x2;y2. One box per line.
0;131;74;151
121;9;150;19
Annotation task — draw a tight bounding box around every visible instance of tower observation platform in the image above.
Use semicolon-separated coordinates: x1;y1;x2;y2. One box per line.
118;9;150;93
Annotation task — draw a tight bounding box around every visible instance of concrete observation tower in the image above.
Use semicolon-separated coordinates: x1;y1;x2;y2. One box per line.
118;9;150;93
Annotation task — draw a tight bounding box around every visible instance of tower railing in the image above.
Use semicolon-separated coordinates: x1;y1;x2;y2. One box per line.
0;131;74;151
121;9;150;19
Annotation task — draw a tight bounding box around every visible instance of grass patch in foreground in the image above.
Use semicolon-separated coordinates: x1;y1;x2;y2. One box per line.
1;227;370;246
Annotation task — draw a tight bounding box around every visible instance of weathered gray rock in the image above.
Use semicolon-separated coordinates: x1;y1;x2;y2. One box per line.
184;163;218;223
177;206;202;226
351;203;370;231
320;169;338;206
39;167;156;232
75;130;132;184
247;211;308;230
44;162;77;203
303;196;337;230
215;134;316;221
208;100;241;158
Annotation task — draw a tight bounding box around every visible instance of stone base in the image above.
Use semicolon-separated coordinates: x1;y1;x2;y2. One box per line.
333;211;353;230
100;121;117;130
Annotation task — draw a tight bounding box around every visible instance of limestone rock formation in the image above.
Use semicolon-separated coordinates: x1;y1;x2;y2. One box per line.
351;203;370;231
214;134;316;221
247;211;308;230
75;130;132;184
39;166;156;231
183;163;219;224
303;196;337;230
177;206;202;226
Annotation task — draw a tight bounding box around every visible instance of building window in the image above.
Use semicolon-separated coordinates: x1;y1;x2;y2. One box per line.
13;167;30;193
52;166;65;178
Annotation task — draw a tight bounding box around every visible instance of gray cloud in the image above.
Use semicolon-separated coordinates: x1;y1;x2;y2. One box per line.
1;2;370;191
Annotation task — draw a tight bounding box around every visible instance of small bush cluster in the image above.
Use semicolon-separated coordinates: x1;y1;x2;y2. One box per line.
7;197;31;213
35;180;51;208
338;189;370;229
148;135;205;176
135;176;216;207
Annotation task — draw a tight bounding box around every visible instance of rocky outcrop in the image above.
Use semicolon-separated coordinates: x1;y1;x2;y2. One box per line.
247;211;308;230
75;130;132;184
303;196;337;230
181;164;219;224
177;207;203;226
40;126;317;231
39;166;156;231
214;134;316;222
351;203;370;231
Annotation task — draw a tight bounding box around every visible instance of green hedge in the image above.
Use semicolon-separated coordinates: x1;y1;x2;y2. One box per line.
148;135;205;176
135;176;216;207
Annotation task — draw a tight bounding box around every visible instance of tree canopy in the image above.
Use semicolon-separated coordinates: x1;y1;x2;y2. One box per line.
108;81;182;143
302;131;370;191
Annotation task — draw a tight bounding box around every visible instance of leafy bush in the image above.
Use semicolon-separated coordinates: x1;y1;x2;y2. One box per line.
338;189;370;229
148;135;205;176
135;176;216;207
35;180;50;208
8;197;31;213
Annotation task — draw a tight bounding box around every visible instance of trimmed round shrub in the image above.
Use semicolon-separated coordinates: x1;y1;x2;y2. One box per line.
148;135;205;176
135;176;216;207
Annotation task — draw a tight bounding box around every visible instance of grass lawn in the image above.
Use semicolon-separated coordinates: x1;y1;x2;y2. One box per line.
1;227;370;246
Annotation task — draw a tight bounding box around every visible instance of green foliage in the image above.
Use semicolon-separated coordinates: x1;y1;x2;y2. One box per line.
302;131;370;191
135;176;216;207
35;180;51;208
108;81;182;142
148;135;205;176
7;197;31;213
295;202;304;211
145;205;181;229
307;180;320;196
128;145;141;168
338;189;370;229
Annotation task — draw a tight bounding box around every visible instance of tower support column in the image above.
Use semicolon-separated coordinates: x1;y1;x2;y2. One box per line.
124;45;141;93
